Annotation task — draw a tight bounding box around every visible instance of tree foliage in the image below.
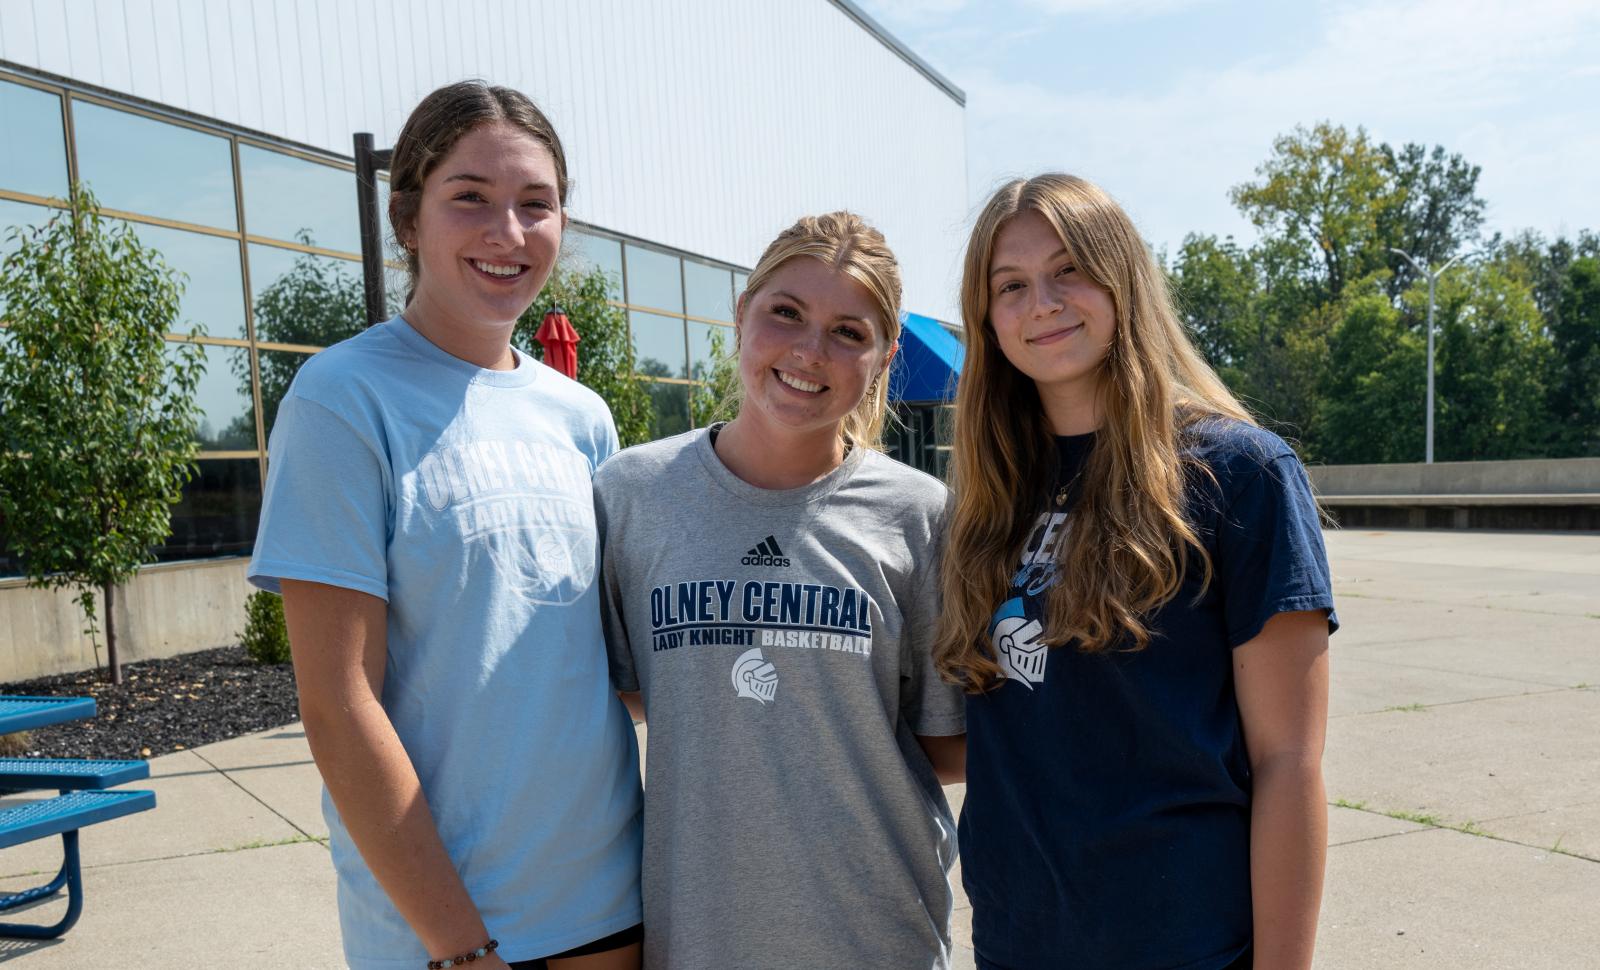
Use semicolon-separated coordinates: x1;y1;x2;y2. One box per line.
1177;120;1599;464
515;260;654;448
0;186;204;682
230;234;366;442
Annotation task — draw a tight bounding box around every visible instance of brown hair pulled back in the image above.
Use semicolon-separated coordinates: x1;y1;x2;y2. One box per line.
387;80;569;300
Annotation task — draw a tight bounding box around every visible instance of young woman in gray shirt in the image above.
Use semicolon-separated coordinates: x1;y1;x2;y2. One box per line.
595;212;966;970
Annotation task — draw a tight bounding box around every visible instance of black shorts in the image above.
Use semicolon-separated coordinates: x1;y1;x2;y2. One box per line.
507;924;643;969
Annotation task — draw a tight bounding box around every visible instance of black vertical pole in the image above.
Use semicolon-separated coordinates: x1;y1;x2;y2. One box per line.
354;133;392;327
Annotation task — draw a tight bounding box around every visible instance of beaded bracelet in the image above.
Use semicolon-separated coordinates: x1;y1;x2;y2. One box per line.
427;938;498;969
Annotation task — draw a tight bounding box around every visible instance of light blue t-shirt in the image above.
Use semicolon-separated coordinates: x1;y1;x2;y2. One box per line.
248;316;643;970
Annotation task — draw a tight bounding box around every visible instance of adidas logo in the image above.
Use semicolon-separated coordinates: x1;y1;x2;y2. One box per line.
741;535;791;567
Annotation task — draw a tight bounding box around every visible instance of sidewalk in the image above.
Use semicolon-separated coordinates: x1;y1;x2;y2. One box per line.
0;529;1595;967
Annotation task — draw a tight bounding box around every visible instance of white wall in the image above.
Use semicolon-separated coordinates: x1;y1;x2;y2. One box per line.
0;559;252;682
0;0;968;320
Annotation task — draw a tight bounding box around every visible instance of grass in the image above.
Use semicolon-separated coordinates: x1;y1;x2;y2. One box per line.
225;834;326;852
1381;702;1428;713
1332;797;1368;811
1384;808;1444;827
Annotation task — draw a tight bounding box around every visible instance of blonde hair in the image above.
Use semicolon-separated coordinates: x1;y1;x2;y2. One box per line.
728;211;903;450
935;174;1255;690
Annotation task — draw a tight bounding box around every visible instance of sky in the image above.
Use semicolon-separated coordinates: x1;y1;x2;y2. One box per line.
852;0;1600;257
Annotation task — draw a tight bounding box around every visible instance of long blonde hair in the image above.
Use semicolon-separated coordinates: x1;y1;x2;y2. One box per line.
935;174;1254;689
726;211;903;450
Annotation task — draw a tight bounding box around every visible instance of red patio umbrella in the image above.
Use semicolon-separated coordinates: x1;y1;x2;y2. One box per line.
535;305;581;379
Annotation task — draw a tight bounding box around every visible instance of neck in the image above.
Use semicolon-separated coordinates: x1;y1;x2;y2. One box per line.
403;293;517;371
714;414;848;490
1038;378;1103;436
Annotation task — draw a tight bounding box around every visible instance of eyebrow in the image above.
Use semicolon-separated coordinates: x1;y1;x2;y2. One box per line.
989;247;1072;279
770;290;870;325
441;172;555;192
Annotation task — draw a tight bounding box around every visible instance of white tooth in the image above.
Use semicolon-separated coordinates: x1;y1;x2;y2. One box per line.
778;372;823;392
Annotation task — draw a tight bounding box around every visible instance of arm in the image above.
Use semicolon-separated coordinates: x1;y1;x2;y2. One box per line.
1234;609;1330;970
619;690;646;723
916;733;967;786
282;579;509;970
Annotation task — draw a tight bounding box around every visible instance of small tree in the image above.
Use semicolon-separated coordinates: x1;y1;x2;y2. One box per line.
517;262;653;447
690;324;739;428
0;185;204;684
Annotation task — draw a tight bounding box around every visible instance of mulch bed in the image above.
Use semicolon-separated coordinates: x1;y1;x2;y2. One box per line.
0;646;299;760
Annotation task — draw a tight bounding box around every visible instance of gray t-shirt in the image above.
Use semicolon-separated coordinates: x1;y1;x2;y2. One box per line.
596;427;964;970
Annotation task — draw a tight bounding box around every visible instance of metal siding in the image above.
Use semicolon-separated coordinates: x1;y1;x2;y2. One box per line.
1;0;966;319
0;2;40;67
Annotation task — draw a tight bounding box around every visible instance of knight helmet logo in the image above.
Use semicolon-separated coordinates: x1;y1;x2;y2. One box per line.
990;597;1048;688
731;647;779;704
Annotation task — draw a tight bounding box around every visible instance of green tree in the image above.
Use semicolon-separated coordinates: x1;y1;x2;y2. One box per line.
515;261;653;448
1171;233;1257;381
1316;287;1425;463
1377;143;1486;298
1548;256;1600;455
690;325;738;428
0;186;205;683
1231;122;1393;305
1431;267;1552;460
230;235;365;441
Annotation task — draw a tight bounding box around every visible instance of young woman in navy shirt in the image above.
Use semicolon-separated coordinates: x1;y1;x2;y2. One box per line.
936;173;1336;970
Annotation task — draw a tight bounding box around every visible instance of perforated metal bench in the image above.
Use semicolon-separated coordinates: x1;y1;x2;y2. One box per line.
0;696;157;938
0;758;151;792
0;789;156;938
0;697;96;733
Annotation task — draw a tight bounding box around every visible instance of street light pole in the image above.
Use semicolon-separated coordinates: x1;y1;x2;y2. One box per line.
1390;248;1464;464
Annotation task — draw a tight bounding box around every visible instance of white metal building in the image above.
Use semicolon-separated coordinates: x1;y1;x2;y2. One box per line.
0;0;968;678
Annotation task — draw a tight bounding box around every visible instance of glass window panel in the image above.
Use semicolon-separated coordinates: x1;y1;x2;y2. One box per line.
688;321;733;383
734;271;750;303
565;229;623;300
248;243;365;347
72;99;237;230
240;144;360;253
170;341;257;451
630;310;687;379
624;244;682;314
0;80;68;199
115;221;247;339
684;259;734;322
0;198;59;263
646;381;690;441
256;349;316;442
153;458;262;562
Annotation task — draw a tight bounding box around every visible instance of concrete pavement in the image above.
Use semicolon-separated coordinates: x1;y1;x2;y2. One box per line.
0;528;1595;968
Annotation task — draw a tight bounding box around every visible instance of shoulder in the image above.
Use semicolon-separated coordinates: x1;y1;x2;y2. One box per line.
855;450;950;512
846;452;951;555
594;429;703;493
1181;416;1301;485
527;356;611;417
281;324;405;417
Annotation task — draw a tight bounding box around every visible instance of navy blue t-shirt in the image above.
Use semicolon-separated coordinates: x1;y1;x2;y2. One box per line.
960;418;1337;970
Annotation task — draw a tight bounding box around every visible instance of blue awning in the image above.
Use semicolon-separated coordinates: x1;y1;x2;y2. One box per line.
889;312;964;404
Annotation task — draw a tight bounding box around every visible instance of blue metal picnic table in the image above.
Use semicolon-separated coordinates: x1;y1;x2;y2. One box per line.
0;696;98;735
0;694;155;938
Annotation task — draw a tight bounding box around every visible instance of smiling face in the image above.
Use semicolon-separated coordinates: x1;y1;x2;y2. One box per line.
987;210;1116;420
734;257;895;442
404;120;566;335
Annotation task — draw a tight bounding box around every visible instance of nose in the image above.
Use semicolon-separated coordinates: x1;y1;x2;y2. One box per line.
790;325;826;365
1029;280;1064;318
482;203;526;250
